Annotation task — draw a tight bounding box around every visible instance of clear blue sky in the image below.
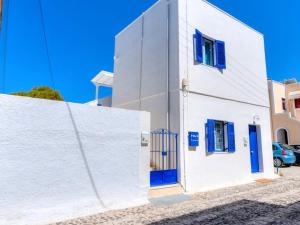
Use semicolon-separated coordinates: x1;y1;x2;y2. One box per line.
0;0;299;103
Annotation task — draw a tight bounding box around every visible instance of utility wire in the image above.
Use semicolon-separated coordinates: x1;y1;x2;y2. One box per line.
37;0;56;89
1;0;9;93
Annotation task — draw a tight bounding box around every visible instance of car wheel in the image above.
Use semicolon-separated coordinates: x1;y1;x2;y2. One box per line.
274;158;283;167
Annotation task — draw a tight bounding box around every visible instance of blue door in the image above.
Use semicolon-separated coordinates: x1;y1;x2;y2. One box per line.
249;125;260;173
150;129;178;187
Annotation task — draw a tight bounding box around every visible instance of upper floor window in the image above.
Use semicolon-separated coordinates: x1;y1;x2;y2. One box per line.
203;38;214;66
194;29;226;69
282;98;286;110
295;99;300;109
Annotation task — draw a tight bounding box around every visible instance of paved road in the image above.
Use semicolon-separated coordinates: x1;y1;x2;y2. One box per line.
53;167;300;225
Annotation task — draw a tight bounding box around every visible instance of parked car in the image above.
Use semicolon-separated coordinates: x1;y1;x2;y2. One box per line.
291;145;300;150
290;145;300;165
272;142;296;167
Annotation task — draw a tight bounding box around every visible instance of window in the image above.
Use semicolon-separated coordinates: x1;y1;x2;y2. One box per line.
203;38;214;66
206;119;235;153
194;29;226;69
295;99;300;109
214;121;224;151
282;98;286;110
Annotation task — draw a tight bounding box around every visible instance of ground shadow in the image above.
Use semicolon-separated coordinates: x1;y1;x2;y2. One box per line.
148;199;300;225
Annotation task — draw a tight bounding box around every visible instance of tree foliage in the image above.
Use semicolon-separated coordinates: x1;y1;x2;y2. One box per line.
11;86;64;101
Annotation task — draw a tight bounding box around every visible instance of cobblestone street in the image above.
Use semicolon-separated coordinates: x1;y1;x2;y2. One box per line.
53;167;300;225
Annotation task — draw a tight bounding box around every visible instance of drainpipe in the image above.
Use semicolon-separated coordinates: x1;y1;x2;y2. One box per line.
138;14;145;111
180;0;189;193
166;2;170;131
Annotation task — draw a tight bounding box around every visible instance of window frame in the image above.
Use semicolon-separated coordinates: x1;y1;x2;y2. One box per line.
282;98;286;111
202;37;215;67
295;98;300;109
213;121;229;152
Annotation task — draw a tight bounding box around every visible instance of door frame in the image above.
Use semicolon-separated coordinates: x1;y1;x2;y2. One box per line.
249;125;261;173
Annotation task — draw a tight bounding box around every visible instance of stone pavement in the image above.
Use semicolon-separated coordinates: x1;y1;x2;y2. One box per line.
53;167;300;225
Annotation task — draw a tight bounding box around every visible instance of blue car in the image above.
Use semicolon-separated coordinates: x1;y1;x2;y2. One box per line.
273;142;296;167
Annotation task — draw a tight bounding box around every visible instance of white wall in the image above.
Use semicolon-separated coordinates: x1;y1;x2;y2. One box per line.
177;0;275;192
112;0;274;192
0;94;150;225
183;94;275;192
112;0;180;132
178;0;269;107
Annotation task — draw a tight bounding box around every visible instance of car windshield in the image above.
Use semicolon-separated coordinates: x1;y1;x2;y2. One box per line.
279;144;295;150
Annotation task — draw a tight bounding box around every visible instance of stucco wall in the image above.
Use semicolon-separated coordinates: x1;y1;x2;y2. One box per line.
272;114;300;145
183;94;275;192
177;0;275;191
112;0;180;132
269;81;286;114
178;0;269;107
0;94;150;225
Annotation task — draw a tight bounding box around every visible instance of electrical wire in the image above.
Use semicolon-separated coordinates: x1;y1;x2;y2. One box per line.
1;0;9;93
37;0;56;89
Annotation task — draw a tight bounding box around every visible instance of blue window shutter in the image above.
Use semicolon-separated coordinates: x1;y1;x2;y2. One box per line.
215;40;226;69
195;29;203;63
227;122;236;152
207;119;215;152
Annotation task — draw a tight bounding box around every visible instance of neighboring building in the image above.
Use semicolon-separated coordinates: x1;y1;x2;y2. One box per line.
105;0;275;192
88;71;113;107
268;79;300;145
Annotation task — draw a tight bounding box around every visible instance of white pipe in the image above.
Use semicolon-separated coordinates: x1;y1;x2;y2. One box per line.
138;14;145;111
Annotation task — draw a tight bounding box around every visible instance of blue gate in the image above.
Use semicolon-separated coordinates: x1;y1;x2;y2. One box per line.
150;129;178;187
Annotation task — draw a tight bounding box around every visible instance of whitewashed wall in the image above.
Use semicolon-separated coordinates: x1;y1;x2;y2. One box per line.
183;94;275;192
112;0;180;132
178;0;275;192
0;94;150;225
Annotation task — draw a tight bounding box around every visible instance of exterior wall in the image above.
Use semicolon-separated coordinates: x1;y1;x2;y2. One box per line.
0;94;150;225
287;83;300;119
269;81;286;114
112;0;274;192
183;94;275;192
268;80;300;144
179;0;269;107
112;0;180;132
177;0;274;191
271;114;300;145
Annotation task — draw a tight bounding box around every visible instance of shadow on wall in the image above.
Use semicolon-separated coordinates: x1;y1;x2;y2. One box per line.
149;199;300;224
65;102;105;208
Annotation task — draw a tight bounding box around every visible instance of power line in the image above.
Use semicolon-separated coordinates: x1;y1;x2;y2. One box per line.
1;0;9;93
37;0;56;89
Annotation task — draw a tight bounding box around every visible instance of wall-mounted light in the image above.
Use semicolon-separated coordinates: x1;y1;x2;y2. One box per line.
253;114;260;124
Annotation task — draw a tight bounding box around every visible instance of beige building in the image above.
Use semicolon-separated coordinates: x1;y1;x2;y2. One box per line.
268;79;300;145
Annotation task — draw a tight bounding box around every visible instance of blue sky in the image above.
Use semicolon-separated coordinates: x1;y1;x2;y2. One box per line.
0;0;299;103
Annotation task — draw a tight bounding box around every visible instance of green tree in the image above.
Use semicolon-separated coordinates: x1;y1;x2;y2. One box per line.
11;86;64;101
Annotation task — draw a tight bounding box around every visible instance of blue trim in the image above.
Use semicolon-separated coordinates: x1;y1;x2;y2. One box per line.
207;119;216;152
150;170;177;187
227;122;236;152
215;40;226;69
195;29;203;63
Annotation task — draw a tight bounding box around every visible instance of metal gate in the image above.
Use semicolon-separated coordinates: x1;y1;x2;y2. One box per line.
150;129;178;187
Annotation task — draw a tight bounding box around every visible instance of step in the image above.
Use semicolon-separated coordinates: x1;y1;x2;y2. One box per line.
149;184;184;199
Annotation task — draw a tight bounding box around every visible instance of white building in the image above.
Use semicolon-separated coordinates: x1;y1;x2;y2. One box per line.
111;0;275;192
